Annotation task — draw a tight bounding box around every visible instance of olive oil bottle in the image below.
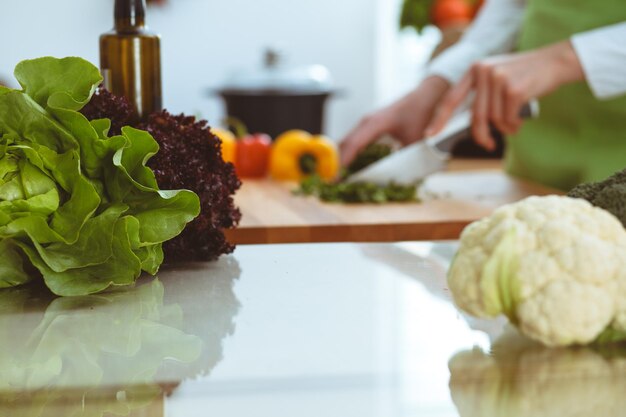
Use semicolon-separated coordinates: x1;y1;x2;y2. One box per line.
100;0;162;120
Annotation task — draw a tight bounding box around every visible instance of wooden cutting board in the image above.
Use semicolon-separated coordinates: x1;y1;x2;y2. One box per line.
225;160;557;244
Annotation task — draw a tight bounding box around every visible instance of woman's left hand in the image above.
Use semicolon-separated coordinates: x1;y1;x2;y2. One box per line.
425;40;585;151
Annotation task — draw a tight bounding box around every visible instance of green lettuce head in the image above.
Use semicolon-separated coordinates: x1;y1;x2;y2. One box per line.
0;57;200;296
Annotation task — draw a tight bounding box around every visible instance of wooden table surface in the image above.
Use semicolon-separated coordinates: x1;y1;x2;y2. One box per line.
225;159;557;245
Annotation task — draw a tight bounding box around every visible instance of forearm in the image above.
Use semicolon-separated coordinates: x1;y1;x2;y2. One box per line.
427;0;527;83
571;22;626;99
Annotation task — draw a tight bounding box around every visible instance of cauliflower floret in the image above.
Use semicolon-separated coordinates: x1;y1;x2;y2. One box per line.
613;256;626;332
517;280;616;346
448;195;626;346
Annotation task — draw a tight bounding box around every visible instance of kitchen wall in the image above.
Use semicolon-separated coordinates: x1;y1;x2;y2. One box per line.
0;0;436;139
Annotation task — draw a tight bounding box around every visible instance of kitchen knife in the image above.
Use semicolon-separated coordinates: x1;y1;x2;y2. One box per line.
346;101;540;186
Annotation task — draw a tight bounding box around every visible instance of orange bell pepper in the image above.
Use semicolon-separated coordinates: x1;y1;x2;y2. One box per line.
212;127;236;164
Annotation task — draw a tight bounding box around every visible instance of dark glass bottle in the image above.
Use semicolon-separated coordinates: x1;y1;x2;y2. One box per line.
100;0;162;120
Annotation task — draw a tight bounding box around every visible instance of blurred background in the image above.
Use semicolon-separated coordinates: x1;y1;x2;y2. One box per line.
0;0;443;140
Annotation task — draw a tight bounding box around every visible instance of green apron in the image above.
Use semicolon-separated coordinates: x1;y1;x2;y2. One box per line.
505;0;626;191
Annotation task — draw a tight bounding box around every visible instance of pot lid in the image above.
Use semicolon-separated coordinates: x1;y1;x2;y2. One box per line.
220;48;334;94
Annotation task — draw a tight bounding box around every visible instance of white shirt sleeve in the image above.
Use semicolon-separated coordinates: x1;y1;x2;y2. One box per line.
571;22;626;100
426;0;527;84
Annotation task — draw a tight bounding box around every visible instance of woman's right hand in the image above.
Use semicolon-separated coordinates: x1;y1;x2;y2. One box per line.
339;75;450;166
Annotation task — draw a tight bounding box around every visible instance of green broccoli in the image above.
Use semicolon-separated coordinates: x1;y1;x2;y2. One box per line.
568;169;626;227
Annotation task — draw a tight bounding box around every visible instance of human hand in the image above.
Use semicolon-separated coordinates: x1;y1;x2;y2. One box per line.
340;75;450;166
425;40;585;151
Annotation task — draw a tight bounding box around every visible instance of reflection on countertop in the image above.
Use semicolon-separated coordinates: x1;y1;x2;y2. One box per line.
359;242;508;341
450;328;626;417
1;242;623;416
0;256;241;416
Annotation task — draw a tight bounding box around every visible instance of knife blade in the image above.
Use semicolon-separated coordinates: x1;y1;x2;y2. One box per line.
346;101;540;186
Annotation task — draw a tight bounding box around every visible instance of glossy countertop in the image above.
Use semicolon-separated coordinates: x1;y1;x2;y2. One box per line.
2;242;625;416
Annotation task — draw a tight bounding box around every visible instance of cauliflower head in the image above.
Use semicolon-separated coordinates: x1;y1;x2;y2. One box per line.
448;195;626;346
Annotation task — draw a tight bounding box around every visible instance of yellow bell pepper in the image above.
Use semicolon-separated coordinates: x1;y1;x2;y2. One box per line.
212;128;236;163
270;130;340;181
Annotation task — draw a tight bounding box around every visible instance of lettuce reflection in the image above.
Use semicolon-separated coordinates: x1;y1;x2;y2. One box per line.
0;257;241;416
449;329;626;417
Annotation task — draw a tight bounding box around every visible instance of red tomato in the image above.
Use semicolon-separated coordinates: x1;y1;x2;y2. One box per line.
431;0;473;28
235;134;272;178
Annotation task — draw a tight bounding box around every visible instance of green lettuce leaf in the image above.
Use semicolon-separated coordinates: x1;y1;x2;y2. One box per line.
0;57;199;296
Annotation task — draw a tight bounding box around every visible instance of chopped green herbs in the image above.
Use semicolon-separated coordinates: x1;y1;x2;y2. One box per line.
295;144;420;204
